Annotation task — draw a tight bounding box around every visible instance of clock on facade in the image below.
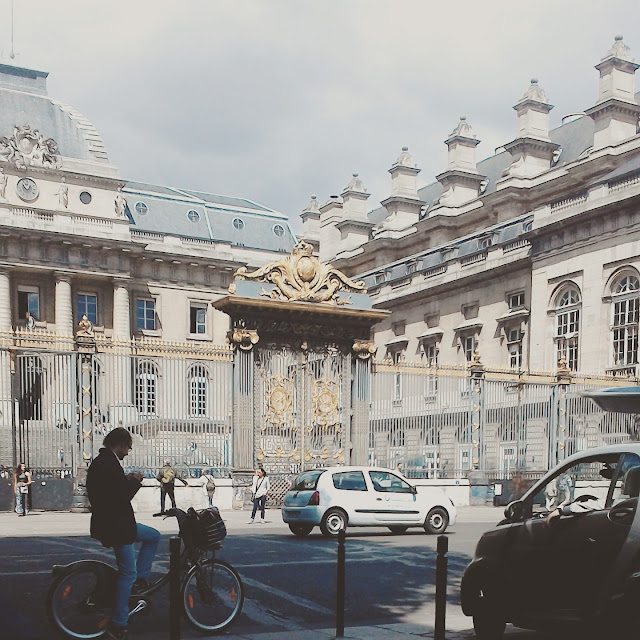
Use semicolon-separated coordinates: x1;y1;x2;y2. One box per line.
16;177;39;202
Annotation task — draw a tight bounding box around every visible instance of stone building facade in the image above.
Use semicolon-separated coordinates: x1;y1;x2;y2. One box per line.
306;37;640;379
0;62;296;345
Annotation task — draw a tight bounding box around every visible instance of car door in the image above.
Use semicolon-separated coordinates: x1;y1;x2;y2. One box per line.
367;470;422;523
330;470;372;525
546;452;640;616
501;453;629;622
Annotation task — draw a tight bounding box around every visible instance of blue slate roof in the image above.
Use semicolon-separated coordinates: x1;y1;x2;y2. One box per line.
0;63;109;163
124;182;296;252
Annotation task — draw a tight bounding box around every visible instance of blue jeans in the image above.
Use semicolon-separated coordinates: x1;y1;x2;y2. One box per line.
251;495;266;520
112;524;161;628
15;490;29;515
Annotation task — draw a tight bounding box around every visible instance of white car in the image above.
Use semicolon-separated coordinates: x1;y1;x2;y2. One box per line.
282;465;457;537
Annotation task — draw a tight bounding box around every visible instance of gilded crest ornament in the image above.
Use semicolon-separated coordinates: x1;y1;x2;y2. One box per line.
264;375;293;428
0;125;61;170
311;379;340;428
234;240;366;305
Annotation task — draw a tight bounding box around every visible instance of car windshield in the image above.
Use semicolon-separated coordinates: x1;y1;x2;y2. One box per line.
289;470;325;491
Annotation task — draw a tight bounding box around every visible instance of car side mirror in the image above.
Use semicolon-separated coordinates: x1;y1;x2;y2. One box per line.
410;485;417;494
504;500;524;522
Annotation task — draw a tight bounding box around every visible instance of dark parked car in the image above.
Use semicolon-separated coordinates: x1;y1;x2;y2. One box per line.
461;443;640;638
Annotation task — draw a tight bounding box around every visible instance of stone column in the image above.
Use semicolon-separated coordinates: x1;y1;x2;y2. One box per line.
0;268;11;330
113;279;131;339
54;273;73;336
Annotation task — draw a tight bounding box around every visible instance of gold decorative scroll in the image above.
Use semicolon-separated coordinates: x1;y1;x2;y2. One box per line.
228;328;259;351
234;240;366;305
353;340;377;360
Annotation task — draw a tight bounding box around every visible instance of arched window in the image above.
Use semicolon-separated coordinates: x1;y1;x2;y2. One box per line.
554;286;581;371
611;273;640;368
188;365;208;417
134;361;157;416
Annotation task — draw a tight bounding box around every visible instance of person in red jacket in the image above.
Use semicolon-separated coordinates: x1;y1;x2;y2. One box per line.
87;427;160;640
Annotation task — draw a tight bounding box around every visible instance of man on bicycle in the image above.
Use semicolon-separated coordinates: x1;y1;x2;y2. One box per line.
87;427;161;640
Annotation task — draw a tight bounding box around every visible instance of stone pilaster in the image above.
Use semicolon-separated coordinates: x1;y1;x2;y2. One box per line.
0;269;11;330
113;279;131;339
54;273;73;336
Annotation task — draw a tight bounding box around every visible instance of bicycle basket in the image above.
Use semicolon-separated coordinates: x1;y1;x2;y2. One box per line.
191;506;227;549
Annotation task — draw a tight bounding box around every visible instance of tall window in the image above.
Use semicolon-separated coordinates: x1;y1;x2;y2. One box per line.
422;342;438;397
611;274;640;367
136;298;156;331
189;365;208;417
555;286;580;371
507;328;522;369
77;293;97;325
390;350;404;402
135;361;157;415
190;305;207;335
463;335;475;362
18;286;40;321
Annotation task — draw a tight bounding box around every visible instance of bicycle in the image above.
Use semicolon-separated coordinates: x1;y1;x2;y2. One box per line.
46;507;244;638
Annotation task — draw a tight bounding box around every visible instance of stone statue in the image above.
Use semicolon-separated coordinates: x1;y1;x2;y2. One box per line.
56;178;68;209
0;167;6;199
115;187;127;218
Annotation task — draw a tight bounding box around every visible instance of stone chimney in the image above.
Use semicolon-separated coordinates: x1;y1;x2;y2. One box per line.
335;173;373;254
435;117;486;207
377;147;425;232
300;195;321;252
585;36;640;150
502;79;560;178
319;194;344;263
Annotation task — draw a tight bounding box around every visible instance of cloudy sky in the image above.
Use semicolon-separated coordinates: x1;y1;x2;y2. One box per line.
1;1;638;231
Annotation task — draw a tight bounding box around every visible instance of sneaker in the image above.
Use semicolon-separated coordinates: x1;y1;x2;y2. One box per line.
132;577;150;594
105;624;128;640
247;519;254;524
260;519;267;524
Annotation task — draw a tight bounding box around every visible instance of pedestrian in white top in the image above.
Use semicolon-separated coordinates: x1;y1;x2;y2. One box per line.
248;468;270;524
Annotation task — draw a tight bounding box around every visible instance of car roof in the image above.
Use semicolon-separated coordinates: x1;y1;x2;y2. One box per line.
300;466;399;474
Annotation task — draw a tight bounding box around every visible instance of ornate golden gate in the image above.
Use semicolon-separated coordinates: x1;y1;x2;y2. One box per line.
214;240;387;475
254;344;349;473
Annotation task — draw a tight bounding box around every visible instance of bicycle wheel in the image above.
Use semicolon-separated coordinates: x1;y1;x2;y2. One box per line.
47;562;116;639
181;558;244;633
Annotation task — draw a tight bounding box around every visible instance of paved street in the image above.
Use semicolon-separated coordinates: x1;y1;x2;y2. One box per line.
0;507;579;640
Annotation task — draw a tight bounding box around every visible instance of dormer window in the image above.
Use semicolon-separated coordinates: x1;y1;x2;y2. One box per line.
135;202;148;215
480;237;492;250
232;218;245;230
406;262;417;275
375;273;386;286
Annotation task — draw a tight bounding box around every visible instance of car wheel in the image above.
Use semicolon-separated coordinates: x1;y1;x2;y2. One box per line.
288;524;313;537
424;507;449;534
320;508;348;537
388;525;409;534
472;596;506;640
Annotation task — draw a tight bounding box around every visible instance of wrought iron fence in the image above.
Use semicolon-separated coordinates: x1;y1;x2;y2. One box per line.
369;361;640;480
0;336;234;479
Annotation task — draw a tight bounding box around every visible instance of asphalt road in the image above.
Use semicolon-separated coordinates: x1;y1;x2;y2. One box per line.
0;508;575;639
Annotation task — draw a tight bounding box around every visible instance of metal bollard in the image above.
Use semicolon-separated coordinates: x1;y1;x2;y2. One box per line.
434;534;448;640
169;536;181;640
336;528;346;638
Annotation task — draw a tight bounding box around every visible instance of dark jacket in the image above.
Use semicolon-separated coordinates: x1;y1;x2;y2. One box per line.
87;448;141;548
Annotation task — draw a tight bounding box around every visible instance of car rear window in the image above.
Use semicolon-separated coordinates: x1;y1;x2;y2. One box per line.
290;470;325;491
332;471;367;491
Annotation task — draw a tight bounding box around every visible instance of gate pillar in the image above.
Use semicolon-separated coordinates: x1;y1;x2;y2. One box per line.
229;328;259;470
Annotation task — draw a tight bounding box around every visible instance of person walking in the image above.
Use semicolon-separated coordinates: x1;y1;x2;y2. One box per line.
14;462;32;516
156;461;189;514
200;468;216;507
248;467;270;524
86;427;160;640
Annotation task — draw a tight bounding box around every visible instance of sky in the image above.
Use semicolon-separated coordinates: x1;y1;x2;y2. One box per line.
1;0;639;232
